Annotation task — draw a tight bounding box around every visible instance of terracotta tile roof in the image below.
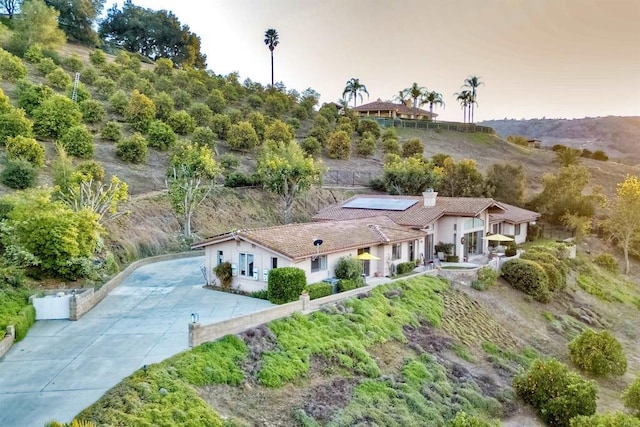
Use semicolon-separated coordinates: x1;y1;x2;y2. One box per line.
354;99;437;118
314;195;503;228
490;202;541;224
192;216;425;260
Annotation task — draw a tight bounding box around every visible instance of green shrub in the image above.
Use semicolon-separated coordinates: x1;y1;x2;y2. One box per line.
75;160;105;182
570;412;640;427
125;90;156;132
63;54;83;73
402;138;424;157
308;125;329;146
0;108;33;145
568;329;627;376
167;110;197;135
594;253;618;273
65;81;91;103
501;258;551;302
94;76;116;97
118;69;139;91
147;120;177;151
191;126;217;149
449;412;498;427
0;48;27;81
338;278;364;292
153;91;175;122
357;132;376;157
622;376;640;416
206;89;226;114
59;125;95;158
591;150;608;161
357;119;381;138
300;136;321;156
227;121;259;151
267;267;306;304
446;255;460;263
154;57;173;76
219;153;239;169
5;136;45;167
472;266;499;291
116;133;148;163
189;103;213;127
79;99;105;124
46;68;72;89
513;358;597;427
89;49;106;67
249;289;269;300
286;117;301;131
264;120;294;144
172;88;192;110
381;136;400;155
214;262;233;290
16;81;53;115
1;158;38;189
211;114;231;140
101;121;123;142
24;44;44;63
335;256;363;280
306;282;333;299
326;130;351;159
32;95;82;139
108;90;129;115
36;57;57;75
224;171;259;188
520;251;566;291
396;261;417;275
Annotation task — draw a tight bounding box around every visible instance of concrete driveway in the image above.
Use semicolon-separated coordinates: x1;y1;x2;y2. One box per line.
0;255;274;426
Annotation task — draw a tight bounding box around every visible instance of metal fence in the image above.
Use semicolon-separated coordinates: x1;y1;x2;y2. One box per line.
363;117;496;134
322;169;381;187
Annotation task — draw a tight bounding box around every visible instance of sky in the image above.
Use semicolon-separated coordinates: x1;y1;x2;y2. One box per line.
105;0;640;122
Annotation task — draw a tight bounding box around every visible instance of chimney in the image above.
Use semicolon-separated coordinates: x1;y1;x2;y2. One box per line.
423;189;437;207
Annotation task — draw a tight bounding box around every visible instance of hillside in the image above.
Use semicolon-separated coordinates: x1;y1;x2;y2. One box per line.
481;117;640;166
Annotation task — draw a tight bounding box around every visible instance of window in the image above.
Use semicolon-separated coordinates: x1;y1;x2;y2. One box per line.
492;223;500;234
311;255;327;272
239;252;254;277
515;224;521;235
464;217;485;230
217;250;223;266
271;257;278;269
391;243;402;260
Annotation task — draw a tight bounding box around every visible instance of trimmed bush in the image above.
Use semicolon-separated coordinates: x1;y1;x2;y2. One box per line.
450;412;498;427
396;261;417;275
594;253;618;273
0;108;33;145
24;44;44;63
211;114;231;141
264;120;293;144
306;282;333;299
59;125;95;158
307;126;328;146
446;255;460;263
125;90;156;132
79;99;106;124
622;376;640;416
206;90;226;114
382;137;401;155
167;110;197;135
471;266;499;291
224;171;259;188
101;121;123;142
520;251;566;291
219;153;239;169
337;278;364;292
513;358;597;427
147;120;177;151
214;262;233;290
89;49;106;67
36;57;57;75
570;412;640;427
191;126;217;150
94;77;116;97
357;119;381;138
326;130;351;159
300;136;321;156
357;132;376;157
189;103;213;127
0;48;27;81
1;158;38;189
267;267;306;304
5;136;45;167
402;138;424;157
334;256;363;281
16;81;53;115
228;121;259;152
46;67;72;89
501;258;551;302
63;54;83;73
153;92;175;122
568;329;627;376
116;133;148;163
32;95;82;139
109;90;129;115
76;161;105;182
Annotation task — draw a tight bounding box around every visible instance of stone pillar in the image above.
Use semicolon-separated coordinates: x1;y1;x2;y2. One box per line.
189;322;201;348
7;325;15;339
69;296;78;321
300;293;310;312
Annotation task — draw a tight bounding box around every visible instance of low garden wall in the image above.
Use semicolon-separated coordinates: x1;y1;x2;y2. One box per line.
436;263;482;286
0;325;15;358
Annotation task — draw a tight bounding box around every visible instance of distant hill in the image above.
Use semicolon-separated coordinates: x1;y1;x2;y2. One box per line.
480;116;640;165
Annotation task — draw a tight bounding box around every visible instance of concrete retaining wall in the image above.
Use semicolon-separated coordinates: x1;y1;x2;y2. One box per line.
0;325;15;358
437;267;481;286
70;251;203;320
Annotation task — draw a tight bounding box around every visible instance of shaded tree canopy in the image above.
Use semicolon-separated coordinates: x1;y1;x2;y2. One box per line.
45;0;105;44
99;0;207;69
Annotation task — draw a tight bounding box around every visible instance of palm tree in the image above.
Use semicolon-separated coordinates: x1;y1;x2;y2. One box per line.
424;91;445;121
393;90;409;105
454;90;472;123
342;78;369;108
462;75;483;123
264;29;279;87
402;82;427;118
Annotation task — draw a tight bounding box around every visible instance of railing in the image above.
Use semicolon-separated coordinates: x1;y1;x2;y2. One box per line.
363;117;496;134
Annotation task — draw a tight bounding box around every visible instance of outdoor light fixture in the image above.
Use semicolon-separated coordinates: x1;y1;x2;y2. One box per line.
190;313;199;323
312;237;323;260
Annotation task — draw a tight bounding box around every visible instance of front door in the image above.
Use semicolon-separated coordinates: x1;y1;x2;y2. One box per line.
357;247;370;276
425;235;434;261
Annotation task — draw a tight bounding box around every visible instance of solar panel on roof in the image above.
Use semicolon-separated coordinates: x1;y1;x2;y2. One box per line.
343;198;417;211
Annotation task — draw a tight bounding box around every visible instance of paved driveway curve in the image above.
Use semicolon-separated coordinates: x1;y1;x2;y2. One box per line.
0;255;274;426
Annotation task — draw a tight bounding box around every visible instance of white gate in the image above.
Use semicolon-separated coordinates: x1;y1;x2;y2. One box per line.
32;293;71;320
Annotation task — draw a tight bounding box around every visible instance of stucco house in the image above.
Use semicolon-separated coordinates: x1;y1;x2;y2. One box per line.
354;99;437;121
191;217;426;293
313;192;540;261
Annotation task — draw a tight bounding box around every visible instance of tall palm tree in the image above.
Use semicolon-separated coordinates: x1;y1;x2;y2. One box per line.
264;29;279;87
454;90;472;123
424;91;445;120
462;75;483;123
402;82;427;118
342;78;369;108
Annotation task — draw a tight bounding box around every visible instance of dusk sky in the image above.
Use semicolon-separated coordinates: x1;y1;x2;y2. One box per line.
106;0;640;122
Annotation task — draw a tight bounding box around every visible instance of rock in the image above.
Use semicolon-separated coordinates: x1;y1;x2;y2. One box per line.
580;315;594;325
